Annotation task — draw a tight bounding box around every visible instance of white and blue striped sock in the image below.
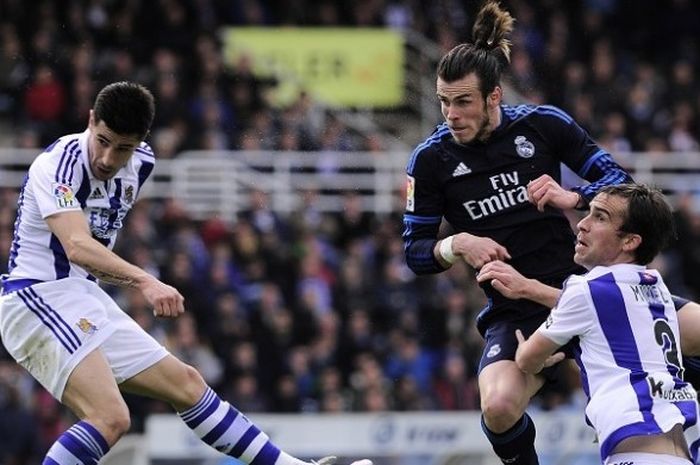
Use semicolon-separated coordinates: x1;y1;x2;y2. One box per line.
179;387;305;465
42;421;109;465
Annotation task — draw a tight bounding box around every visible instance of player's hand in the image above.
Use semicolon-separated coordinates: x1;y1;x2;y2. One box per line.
542;351;565;368
453;232;510;269
140;277;185;318
527;174;579;212
477;260;531;299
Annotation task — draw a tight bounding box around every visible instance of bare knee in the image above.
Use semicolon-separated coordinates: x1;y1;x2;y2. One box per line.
173;363;207;410
478;360;541;434
85;403;131;445
481;394;524;433
182;363;207;402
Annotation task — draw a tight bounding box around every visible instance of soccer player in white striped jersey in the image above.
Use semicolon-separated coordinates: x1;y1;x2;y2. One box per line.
0;82;371;465
514;184;699;465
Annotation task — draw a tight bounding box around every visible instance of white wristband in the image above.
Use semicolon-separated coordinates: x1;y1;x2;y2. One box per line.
439;235;457;264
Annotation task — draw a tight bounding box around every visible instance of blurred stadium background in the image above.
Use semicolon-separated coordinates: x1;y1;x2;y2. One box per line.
0;1;699;464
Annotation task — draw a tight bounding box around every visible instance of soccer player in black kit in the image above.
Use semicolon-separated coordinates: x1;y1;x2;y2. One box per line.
401;2;633;465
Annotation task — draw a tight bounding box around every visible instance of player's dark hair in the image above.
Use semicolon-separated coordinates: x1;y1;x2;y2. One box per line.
600;184;676;265
436;0;514;98
93;81;155;139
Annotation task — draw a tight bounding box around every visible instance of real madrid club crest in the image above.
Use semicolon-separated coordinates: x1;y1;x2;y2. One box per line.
514;135;535;158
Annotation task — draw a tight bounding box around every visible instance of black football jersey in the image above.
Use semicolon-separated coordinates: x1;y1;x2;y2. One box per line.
403;104;633;321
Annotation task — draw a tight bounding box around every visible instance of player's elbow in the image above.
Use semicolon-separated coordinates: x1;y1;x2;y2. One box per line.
406;261;430;275
61;234;93;263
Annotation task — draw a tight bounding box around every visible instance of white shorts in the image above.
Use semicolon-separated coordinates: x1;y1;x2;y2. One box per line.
605;452;692;465
0;278;168;400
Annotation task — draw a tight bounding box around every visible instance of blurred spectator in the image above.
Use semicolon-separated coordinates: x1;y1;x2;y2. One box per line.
167;313;224;386
672;193;700;300
668;102;699;151
297;251;334;317
224;371;269;412
432;352;479;410
0;362;39;464
22;63;66;144
330;191;375;248
598;112;632;153
272;373;302;412
0;26;29;119
393;375;434;411
383;330;437;395
33;389;71;457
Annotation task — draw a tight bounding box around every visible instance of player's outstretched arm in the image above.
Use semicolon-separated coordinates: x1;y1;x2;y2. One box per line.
46;210;184;318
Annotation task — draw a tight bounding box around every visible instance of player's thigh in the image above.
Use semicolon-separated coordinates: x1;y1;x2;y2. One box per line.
477;316;546;409
119;354;207;411
97;290;170;385
0;280;118;400
678;303;700;356
479;359;544;410
61;348;127;420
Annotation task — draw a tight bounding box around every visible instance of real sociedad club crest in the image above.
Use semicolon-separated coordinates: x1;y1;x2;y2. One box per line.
514;135;535;158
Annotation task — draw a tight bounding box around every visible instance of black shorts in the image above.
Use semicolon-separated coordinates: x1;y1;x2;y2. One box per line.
478;312;577;383
684;356;700;391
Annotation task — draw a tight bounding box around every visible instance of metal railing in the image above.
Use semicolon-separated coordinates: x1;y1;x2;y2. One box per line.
1;149;698;223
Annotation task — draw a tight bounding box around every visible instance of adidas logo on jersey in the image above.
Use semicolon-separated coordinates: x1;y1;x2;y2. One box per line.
89;187;105;200
452;162;472;177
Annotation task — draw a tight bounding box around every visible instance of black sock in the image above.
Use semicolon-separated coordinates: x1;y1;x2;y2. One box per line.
481;413;538;465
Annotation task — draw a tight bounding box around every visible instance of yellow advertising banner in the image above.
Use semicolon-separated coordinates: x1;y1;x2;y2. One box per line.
222;28;404;107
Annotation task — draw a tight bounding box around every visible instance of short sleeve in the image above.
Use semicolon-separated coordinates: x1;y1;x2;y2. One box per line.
28;153;85;219
538;276;593;346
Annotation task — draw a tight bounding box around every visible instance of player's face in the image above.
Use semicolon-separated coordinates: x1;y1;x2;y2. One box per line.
87;111;142;181
437;73;500;144
574;193;637;269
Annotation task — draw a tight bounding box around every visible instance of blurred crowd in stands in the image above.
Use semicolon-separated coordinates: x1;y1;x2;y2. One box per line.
1;0;700;152
1;0;700;462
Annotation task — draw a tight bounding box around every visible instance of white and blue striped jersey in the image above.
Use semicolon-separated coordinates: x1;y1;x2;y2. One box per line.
6;130;154;283
539;263;699;462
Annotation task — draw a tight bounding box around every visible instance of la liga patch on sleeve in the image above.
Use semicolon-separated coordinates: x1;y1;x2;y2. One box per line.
52;182;78;208
406;175;415;212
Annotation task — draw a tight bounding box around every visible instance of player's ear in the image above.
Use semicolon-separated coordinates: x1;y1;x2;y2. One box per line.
488;86;502;107
622;233;642;253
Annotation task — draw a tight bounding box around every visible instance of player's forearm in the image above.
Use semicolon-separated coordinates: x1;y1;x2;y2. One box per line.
64;235;153;288
515;331;561;374
523;280;562;308
405;238;444;274
515;344;545;374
